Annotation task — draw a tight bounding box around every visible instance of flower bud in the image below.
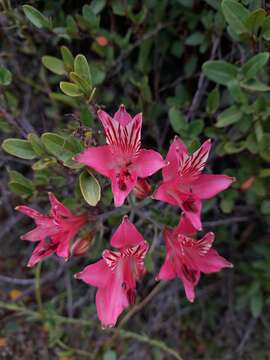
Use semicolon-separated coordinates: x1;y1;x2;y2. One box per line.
71;232;93;257
96;36;108;47
133;178;152;199
240;176;255;191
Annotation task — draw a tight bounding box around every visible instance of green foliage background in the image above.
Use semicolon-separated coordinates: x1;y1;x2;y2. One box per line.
0;0;270;358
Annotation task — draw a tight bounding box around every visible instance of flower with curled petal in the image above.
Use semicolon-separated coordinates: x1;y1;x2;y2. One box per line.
75;216;149;328
75;105;166;207
156;215;233;302
16;193;87;267
153;137;234;230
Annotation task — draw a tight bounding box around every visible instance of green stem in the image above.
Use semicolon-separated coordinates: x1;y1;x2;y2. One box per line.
35;262;43;316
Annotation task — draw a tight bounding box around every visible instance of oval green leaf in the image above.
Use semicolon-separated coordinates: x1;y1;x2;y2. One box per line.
42;56;66;75
2;138;36;159
79;170;101;207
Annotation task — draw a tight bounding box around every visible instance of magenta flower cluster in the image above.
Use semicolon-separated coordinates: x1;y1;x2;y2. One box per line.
17;105;234;328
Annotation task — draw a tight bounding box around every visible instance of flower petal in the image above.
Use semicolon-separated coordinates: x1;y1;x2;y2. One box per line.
156;255;176;281
179;139;212;182
175;215;197;236
178;268;200;303
195;248;233;273
132;149;165;178
48;192;72;217
96;281;129;327
75;145;114;177
162;137;188;181
27;241;56;267
191;174;234;199
113;104;132;126
75;259;111;288
111;216;144;248
55;230;76;260
153;181;179;206
16;205;46;220
111;171;137;207
20;225;59;241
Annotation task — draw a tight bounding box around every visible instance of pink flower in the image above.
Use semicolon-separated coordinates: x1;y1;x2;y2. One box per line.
16;193;87;267
75;105;166;207
75;216;149;328
157;215;233;302
153;137;234;230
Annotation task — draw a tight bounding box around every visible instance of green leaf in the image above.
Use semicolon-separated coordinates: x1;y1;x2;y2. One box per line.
244;8;266;34
202;60;238;85
79;170;101;206
0;66;12;86
185;32;205;46
22;5;51;29
27;133;46;156
220;197;234;213
41;133;82;162
66;15;79;36
262;16;270;41
60;46;74;73
216;106;242;127
207;87;220;114
50;92;77;107
74;55;92;86
32;158;57;171
224;141;245;154
259;169;270;178
82;5;100;27
9;170;34;192
2;138;36;159
42;56;66;75
227;79;246;103
60;82;83;97
9;181;33;197
169;107;187;134
240;80;270;92
250;290;263;318
90;63;106;85
69;72;92;96
242;52;269;79
260;200;270;215
90;0;106;14
221;0;249;35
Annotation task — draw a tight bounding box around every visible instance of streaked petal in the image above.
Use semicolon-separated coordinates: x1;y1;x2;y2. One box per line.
179;139;211;182
191;174;234;199
163;137;188;181
75;145;114;177
132;149;165;178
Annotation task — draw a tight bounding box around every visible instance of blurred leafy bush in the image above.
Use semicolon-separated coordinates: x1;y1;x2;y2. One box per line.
1;0;270;358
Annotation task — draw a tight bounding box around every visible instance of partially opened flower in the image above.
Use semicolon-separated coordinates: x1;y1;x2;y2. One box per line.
75;216;149;328
16;193;87;267
153;137;234;230
75;105;166;207
157;215;233;302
